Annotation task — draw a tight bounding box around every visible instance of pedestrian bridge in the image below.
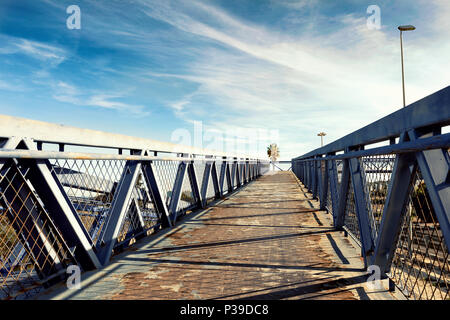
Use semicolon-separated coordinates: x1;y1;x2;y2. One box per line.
0;86;449;300
35;172;392;300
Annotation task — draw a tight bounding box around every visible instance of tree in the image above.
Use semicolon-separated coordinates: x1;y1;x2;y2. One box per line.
267;143;279;162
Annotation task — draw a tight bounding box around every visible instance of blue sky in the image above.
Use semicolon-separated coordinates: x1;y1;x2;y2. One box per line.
0;0;449;159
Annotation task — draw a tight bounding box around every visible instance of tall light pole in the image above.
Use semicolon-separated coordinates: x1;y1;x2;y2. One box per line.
317;132;326;147
398;24;416;256
398;25;416;107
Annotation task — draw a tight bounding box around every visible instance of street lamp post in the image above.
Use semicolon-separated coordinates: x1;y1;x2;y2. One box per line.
398;25;416;107
317;132;326;147
398;25;416;255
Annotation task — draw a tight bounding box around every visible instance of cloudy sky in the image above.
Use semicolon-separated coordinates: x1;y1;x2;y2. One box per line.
0;0;449;159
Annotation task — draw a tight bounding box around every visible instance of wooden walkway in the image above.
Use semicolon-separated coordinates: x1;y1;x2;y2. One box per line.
37;172;394;300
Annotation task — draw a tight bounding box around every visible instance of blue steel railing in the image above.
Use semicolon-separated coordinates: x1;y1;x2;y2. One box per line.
0;117;269;299
292;86;450;300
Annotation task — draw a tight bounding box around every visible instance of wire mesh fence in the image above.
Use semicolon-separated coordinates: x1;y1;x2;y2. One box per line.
389;169;449;300
49;159;125;245
0;160;76;300
0;151;265;299
205;163;217;205
361;155;396;236
326;176;332;215
293;147;449;300
153;160;180;206
343;173;361;244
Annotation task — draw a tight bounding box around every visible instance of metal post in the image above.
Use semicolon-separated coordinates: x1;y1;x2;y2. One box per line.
168;161;187;224
349;156;375;266
400;30;406;107
96;157;143;265
335;158;350;229
372;149;417;274
409;129;450;252
142;162;172;228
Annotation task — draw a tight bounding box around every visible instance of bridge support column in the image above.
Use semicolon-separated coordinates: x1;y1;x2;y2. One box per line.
210;160;221;200
168;161;187;225
372;136;416;274
7;138;102;270
319;158;327;209
409;128;450;253
141;161;172;228
335;158;350;229
96;152;144;265
349;155;375;268
328;158;340;222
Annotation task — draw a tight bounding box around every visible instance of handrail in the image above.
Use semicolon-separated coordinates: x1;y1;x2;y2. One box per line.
0;114;264;160
0;119;270;300
291;86;450;300
0;149;261;162
293;85;450;160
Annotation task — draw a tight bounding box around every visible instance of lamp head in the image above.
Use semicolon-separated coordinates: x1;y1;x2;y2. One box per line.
398;25;416;31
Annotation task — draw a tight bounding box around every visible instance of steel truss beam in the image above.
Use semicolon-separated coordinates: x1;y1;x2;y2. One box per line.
168;161;188;224
187;161;202;209
226;161;233;194
294;86;450;160
218;160;227;197
348;155;375;267
210;161;220;199
328;158;340;221
231;160;237;190
200;161;212;208
9;138;102;270
335;157;350;229
96;151;144;265
141;161;172;229
372;133;417;274
0;160;69;282
320;159;329;210
409;128;450;252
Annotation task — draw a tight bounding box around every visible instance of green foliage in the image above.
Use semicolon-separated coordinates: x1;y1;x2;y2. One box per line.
368;181;389;205
411;181;436;223
181;191;194;203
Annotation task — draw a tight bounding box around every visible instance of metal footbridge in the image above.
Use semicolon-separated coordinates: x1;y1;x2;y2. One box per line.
0;86;449;300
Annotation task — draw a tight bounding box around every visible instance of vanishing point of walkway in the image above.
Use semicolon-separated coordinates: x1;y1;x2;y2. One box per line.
37;172;394;300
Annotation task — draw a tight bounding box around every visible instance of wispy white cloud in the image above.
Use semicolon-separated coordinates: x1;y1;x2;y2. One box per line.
0;79;26;92
16;39;66;63
138;0;450;158
274;0;313;10
0;35;66;65
52;81;149;116
87;94;148;115
2;0;448;159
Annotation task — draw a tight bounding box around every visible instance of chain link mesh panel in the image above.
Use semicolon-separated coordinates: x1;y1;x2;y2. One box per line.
361;155;396;237
222;163;230;196
326;176;332;214
178;167;196;213
205;164;216;205
0;154;265;299
115;171;159;249
1;161;76;300
389;169;449;300
152;160;181;206
343;174;361;245
50;159;126;245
